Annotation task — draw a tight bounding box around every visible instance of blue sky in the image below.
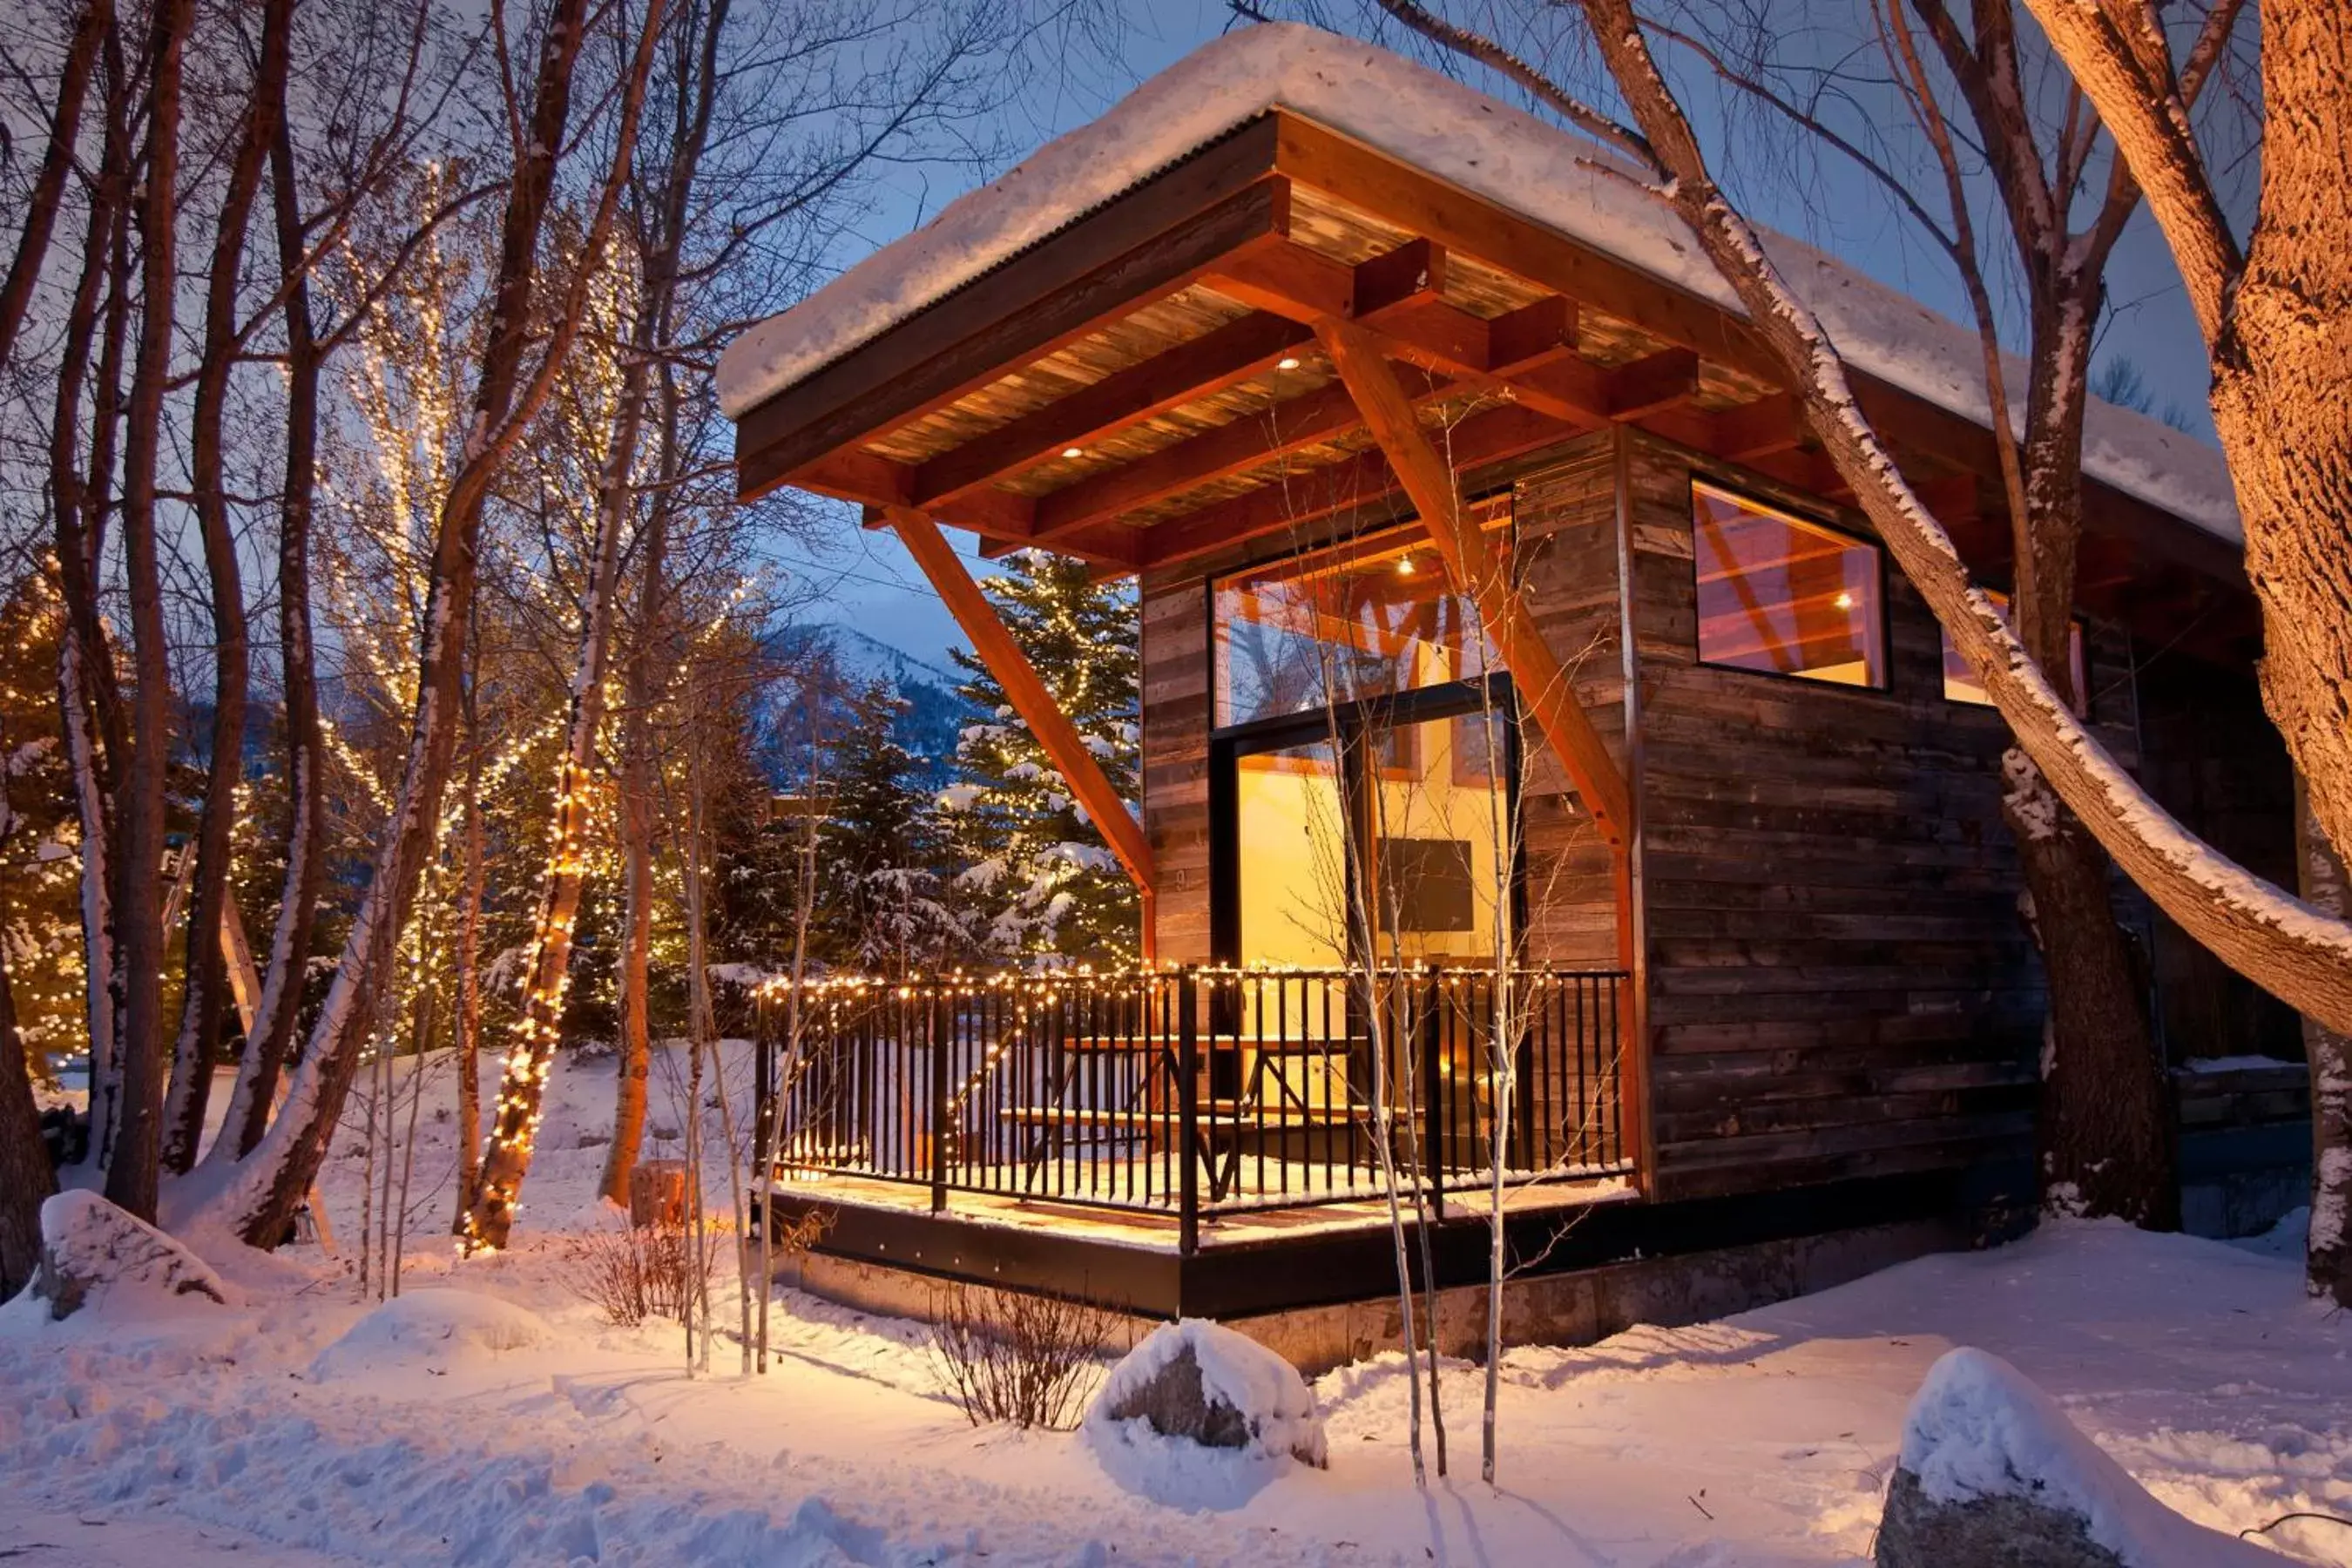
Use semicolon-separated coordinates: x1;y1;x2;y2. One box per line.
762;2;2220;671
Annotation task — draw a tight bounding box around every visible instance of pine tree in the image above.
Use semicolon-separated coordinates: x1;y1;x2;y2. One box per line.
945;550;1139;961
821;679;964;974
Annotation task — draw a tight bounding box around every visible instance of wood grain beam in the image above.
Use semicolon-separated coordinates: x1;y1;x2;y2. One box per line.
1032;363;1455;543
887;510;1158;949
1318;317;1632;846
1712;392;1805;460
1094;400;1571;571
734;142;1289;501
910;310;1314;506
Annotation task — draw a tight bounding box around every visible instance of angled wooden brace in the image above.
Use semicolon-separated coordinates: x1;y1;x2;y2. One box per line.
886;508;1159;957
1317;318;1632;848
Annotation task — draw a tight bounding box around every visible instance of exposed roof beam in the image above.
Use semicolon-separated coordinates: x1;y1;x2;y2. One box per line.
734;126;1289;500
794;449;1042;542
1713;392;1806;461
1079;399;1572;573
1318;316;1632;848
1031;364;1457;544
909;310;1315;506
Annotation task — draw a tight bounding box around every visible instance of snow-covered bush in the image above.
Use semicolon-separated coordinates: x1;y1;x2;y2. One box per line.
309;1288;551;1380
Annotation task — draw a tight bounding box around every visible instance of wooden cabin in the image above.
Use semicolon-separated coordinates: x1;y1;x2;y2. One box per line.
719;26;2301;1351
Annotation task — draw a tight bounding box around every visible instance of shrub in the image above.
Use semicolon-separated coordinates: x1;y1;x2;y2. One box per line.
925;1282;1109;1430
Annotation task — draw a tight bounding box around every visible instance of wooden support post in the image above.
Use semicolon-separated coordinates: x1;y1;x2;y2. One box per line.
886;508;1159;956
1316;319;1632;847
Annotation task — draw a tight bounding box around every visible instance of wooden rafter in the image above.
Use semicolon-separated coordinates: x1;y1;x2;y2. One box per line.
886;509;1158;952
911;310;1315;507
1047;400;1572;571
1318;318;1632;848
736;133;1291;500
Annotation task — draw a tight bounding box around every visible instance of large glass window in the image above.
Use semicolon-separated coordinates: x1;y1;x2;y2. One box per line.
1214;511;1504;728
1693;482;1885;687
1942;590;2086;712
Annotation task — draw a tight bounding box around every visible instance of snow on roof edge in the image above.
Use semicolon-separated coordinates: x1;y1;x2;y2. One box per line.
715;24;2238;547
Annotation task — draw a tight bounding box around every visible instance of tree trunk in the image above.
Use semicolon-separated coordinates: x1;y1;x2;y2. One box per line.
1571;0;2352;1036
0;843;57;1298
463;327;656;1251
56;22;132;1177
105;0;200;1224
0;0;110;370
197;0;666;1247
2297;783;2351;1304
161;0;295;1174
212;106;327;1163
599;572;660;1206
453;669;484;1207
2005;278;2174;1228
2210;4;2352;868
48;46;124;1154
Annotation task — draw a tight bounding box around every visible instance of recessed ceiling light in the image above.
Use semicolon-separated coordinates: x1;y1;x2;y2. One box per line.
1276;356;1301;371
1061;446;1085;459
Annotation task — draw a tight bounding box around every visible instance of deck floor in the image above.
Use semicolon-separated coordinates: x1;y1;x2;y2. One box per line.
758;1166;1637;1253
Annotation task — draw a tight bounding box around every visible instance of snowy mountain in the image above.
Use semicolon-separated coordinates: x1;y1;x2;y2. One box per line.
762;622;978;786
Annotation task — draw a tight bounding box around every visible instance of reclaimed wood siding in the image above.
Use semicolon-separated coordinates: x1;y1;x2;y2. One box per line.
1625;431;2112;1202
1140;569;1215;963
1510;434;1629;971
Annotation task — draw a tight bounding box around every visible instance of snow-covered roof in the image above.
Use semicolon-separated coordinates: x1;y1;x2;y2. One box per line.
716;24;2238;546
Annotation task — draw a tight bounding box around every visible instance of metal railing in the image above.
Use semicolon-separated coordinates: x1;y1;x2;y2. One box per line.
753;965;1631;1252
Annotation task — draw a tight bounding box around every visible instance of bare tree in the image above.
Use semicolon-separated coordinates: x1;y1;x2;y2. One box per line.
2020;1;2352;877
193;0;673;1246
1620;0;2243;1223
0;0;112;371
105;0;202;1223
1433;0;2352;1292
159;0;301;1174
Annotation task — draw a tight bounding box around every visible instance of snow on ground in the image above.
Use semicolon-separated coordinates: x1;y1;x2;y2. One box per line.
6;1044;2349;1566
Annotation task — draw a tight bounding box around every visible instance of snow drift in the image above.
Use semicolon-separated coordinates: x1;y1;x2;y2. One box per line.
309;1288;552;1381
1892;1348;2285;1567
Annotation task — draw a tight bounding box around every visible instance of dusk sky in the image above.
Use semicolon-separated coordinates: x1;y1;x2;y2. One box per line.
767;1;2222;674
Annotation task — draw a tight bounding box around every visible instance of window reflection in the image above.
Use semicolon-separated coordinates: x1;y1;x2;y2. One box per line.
1693;483;1885;687
1942;590;2087;712
1214;511;1505;727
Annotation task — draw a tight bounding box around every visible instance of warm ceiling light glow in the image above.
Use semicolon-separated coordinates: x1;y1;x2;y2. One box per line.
1061;446;1085;459
1833;591;1855;611
1276;356;1301;370
1396;556;1418;577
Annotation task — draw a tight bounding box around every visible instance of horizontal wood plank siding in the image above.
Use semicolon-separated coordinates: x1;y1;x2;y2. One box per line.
1625;433;2058;1203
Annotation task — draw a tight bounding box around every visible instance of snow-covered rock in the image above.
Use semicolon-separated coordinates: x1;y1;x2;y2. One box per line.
309;1288;552;1381
1880;1348;2284;1567
1088;1319;1326;1468
20;1190;237;1321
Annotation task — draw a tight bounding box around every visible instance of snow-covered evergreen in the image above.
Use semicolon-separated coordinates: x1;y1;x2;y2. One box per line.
819;680;966;974
944;551;1140;962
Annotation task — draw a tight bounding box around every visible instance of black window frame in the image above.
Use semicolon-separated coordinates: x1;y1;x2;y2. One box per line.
1688;477;1893;693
